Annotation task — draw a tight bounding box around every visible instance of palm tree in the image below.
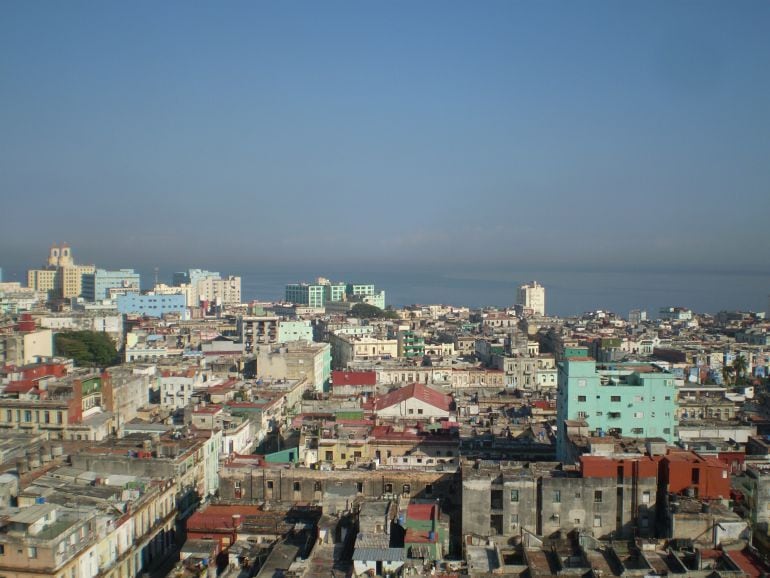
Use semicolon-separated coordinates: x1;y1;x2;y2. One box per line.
722;365;734;386
732;355;748;385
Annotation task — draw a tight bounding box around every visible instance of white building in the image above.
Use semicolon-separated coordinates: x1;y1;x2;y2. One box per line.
159;368;205;409
516;281;545;316
373;383;452;420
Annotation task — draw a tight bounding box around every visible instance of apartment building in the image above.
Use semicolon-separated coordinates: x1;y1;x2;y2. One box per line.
556;359;677;461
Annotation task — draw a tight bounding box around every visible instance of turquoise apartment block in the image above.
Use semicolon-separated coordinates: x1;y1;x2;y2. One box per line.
556;359;677;460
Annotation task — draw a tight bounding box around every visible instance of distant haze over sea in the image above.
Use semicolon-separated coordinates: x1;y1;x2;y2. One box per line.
233;268;769;318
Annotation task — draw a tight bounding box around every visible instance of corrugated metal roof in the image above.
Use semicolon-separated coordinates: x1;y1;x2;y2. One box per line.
352;547;406;562
9;503;56;524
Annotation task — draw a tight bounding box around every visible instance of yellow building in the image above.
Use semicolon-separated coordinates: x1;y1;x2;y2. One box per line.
27;245;95;299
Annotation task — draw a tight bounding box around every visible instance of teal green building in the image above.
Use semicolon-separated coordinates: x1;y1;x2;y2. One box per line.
556;359;677;461
285;283;327;308
285;280;385;309
277;320;313;343
398;330;425;359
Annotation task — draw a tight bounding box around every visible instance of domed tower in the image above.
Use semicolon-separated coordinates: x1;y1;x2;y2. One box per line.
47;245;60;267
59;243;74;267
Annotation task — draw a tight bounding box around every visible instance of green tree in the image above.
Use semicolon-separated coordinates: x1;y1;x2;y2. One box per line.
721;365;734;386
55;331;119;368
732;355;748;385
350;303;399;320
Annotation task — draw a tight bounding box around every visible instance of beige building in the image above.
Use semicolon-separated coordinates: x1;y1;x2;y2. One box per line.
0;328;53;366
516;281;545;316
254;342;330;392
197;275;241;306
329;333;398;369
27;245;95;300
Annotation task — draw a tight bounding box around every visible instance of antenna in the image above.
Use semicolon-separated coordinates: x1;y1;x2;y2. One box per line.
154;267;159;287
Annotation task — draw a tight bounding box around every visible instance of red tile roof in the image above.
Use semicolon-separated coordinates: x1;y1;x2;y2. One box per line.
332;371;377;386
407;503;436;521
726;549;766;578
404;528;437;543
4;380;37;394
192;405;223;415
374;383;452;412
187;504;266;531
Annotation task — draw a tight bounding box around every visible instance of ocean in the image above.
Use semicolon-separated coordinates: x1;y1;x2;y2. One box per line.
239;268;770;318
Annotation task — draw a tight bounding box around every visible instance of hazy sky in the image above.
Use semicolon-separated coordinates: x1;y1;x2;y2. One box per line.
1;1;769;278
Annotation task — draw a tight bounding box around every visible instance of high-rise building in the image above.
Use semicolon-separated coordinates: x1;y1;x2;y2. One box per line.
170;269;240;307
285;278;385;309
197;275;241;306
516;281;545;316
628;309;648;325
27;245;95;300
82;269;141;301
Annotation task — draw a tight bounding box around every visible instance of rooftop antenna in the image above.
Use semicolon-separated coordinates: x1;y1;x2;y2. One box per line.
154;267;159;287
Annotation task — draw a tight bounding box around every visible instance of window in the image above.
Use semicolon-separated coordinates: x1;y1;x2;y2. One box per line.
266;481;274;489
28;546;37;558
634;412;644;418
357;482;363;493
293;482;301;492
402;484;410;497
384;483;393;494
0;543;4;554
511;490;519;502
408;409;414;414
314;481;322;492
594;490;603;503
577;411;588;419
234;481;242;490
642;491;651;504
325;451;333;461
663;428;671;434
632;427;644;434
574;518;581;525
596;411;603;416
553;490;561;503
611;396;621;402
5;410;10;422
593;515;602;527
417;409;424;415
665;396;671;401
577;395;587;402
24;410;32;423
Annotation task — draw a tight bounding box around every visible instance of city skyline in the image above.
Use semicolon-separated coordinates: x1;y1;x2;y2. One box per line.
6;242;770;316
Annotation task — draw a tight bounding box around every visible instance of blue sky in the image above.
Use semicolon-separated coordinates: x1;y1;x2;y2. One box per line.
1;1;769;278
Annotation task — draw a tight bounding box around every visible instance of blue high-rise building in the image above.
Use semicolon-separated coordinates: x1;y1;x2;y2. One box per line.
82;269;141;301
